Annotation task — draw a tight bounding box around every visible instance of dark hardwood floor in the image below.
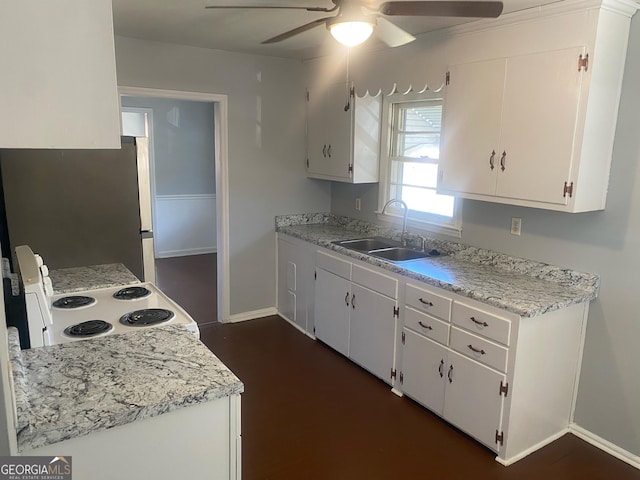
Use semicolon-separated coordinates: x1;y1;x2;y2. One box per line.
155;253;217;326
200;316;640;480
153;256;638;479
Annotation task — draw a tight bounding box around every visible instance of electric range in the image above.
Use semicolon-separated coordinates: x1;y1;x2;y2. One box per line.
15;245;199;347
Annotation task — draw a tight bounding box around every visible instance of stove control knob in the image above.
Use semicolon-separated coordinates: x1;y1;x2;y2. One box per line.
40;265;49;277
34;255;44;267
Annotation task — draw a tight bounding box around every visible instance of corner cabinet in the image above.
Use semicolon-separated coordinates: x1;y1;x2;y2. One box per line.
0;0;121;149
306;84;381;183
277;235;316;336
438;5;636;212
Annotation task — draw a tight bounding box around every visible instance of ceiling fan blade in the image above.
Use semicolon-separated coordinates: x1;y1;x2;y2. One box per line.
205;5;337;12
379;1;503;18
261;17;330;44
376;17;416;47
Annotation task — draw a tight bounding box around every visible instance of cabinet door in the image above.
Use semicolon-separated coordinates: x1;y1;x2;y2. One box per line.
314;268;351;356
443;350;506;451
400;329;447;415
0;0;120;148
349;284;396;384
496;47;585;204
325;83;354;179
439;58;506;196
306;88;328;176
277;239;297;323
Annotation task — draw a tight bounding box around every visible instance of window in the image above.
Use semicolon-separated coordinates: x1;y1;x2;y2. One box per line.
379;92;460;237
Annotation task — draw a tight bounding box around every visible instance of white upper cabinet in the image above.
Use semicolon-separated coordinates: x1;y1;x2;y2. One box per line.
306;83;381;183
438;3;637;212
440;47;585;207
0;0;121;149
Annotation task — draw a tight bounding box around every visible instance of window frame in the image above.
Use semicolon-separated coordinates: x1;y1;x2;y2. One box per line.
377;90;462;238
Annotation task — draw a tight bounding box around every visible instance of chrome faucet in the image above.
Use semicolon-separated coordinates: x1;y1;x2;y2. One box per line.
382;199;409;246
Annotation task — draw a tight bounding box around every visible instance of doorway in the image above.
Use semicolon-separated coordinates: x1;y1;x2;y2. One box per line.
119;87;229;325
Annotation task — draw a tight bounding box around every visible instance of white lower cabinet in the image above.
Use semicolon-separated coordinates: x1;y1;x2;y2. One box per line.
314;267;351;357
277;234;316;335
442;350;506;450
281;238;589;464
314;251;398;384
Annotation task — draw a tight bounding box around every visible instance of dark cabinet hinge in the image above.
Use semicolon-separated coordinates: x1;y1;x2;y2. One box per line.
306;90;310;101
314;270;317;280
563;181;574;198
401;331;405;345
495;430;504;446
393;306;399;318
499;381;509;397
400;372;404;384
578;53;589;72
348;164;353;174
306;158;309;169
391;368;397;380
446;71;450;85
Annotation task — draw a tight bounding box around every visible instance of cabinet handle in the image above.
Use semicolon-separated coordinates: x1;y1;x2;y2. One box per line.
327;144;332;157
351;293;356;309
438;359;444;378
489;150;496;170
467;344;486;355
447;364;454;383
470;316;489;327
418;321;433;330
418;298;434;307
345;292;350;306
500;151;506;171
322;145;327;158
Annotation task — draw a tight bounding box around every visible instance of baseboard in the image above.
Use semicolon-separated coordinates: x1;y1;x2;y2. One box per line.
224;307;278;323
156;247;217;259
570;424;640;470
495;428;569;466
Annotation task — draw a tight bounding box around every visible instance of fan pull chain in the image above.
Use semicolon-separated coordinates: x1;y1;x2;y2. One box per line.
344;47;351;112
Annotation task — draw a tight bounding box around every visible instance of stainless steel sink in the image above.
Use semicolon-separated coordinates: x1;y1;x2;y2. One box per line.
333;237;399;252
368;247;432;262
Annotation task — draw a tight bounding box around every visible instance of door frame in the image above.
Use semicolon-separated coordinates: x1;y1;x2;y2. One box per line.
118;86;230;323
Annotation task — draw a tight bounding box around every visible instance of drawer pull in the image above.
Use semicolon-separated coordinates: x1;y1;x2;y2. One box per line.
345;292;350;306
470;316;489;327
447;364;454;383
418;321;433;330
438;359;444;378
467;344;486;355
418;298;434;307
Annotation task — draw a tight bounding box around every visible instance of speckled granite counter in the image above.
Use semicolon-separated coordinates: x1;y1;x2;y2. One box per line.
8;325;243;452
49;263;140;294
276;213;599;318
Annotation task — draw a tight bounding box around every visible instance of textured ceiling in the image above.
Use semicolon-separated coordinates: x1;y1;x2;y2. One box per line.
112;0;562;60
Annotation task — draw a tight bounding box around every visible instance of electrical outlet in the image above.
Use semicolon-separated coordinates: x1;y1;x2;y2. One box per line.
511;218;522;236
355;198;361;211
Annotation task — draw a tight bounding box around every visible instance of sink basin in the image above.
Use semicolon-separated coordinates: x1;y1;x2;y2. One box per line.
333;237;399;252
368;247;432;262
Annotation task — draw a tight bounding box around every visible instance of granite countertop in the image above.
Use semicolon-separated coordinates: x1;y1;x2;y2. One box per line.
8;326;243;452
276;213;599;318
49;263;141;294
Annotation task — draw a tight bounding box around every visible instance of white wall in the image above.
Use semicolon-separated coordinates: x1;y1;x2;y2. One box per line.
324;7;640;459
114;36;331;316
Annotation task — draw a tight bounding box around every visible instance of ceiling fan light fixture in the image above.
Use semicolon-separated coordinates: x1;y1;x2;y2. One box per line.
327;18;375;47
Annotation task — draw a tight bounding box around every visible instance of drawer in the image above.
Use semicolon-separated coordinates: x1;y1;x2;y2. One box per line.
405;284;452;321
452;302;512;346
450;326;508;372
352;264;397;298
316;251;351;279
404;307;449;345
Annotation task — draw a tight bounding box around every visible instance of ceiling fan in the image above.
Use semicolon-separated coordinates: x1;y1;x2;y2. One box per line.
205;0;504;48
